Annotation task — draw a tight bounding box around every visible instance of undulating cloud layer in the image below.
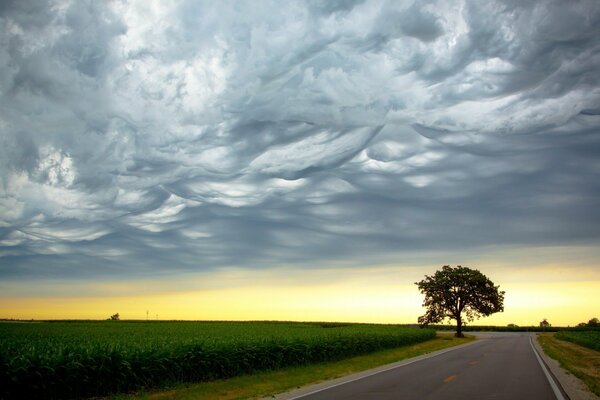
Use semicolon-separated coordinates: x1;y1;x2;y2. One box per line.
1;0;600;280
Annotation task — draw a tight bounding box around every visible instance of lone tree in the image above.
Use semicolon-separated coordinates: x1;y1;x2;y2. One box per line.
416;265;505;337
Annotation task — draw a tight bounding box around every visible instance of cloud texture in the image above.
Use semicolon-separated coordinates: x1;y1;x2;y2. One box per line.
1;0;600;279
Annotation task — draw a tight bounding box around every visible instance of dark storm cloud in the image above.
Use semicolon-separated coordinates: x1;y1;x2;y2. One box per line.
1;0;600;279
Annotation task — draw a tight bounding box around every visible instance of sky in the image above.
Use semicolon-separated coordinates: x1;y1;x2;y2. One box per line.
1;0;599;326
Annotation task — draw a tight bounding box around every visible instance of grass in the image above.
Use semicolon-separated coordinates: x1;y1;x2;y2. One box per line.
0;321;435;399
555;330;600;352
538;333;600;396
120;334;474;400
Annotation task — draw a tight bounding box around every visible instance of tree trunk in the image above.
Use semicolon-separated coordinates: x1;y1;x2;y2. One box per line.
456;315;463;338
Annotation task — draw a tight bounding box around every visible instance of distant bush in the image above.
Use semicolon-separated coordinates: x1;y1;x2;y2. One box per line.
587;317;599;327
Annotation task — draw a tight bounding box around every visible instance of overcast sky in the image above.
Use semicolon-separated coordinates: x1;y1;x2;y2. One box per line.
1;0;600;283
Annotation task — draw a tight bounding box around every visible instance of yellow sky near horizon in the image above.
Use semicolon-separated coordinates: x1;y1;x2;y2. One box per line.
1;280;598;327
1;255;599;327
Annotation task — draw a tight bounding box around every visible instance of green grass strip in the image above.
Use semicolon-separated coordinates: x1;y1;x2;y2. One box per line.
538;333;600;396
120;334;473;400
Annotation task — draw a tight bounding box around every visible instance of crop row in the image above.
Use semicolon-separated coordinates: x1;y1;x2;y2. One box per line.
555;330;600;352
0;321;435;399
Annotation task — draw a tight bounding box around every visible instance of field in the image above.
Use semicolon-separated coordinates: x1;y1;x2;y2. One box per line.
0;321;435;399
555;330;600;352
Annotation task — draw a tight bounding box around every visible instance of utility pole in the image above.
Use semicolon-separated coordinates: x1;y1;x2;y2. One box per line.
146;310;149;321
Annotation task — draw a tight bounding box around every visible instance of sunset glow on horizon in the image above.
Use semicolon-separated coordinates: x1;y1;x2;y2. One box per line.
2;245;599;327
2;279;598;327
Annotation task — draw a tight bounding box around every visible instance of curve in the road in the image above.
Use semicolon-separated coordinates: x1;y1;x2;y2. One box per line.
282;333;566;400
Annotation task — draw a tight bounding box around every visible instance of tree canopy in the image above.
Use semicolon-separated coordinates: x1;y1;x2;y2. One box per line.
415;265;505;337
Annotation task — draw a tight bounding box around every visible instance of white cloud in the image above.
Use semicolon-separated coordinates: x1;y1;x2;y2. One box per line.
1;0;600;279
249;127;378;178
34;146;75;187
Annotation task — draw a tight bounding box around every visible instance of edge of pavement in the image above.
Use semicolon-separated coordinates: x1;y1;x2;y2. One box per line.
531;333;599;400
259;337;479;400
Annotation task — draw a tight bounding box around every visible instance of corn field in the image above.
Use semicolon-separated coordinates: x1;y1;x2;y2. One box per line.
0;321;435;399
556;330;600;352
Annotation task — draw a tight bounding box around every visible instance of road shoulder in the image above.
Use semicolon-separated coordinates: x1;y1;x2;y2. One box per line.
532;334;599;400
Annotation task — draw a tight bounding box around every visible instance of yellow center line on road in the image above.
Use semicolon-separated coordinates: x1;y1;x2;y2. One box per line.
443;375;457;383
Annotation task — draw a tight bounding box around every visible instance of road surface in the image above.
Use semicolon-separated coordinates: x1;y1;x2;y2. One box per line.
283;332;565;400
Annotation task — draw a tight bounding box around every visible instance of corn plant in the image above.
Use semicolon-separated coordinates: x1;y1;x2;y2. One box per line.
0;321;435;399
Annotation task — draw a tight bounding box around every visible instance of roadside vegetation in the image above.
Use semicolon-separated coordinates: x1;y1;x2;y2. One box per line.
556;330;600;352
122;334;473;400
538;332;600;396
0;321;435;399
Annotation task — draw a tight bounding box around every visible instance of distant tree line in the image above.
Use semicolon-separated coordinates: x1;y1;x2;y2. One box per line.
577;317;599;328
406;317;600;333
422;324;560;333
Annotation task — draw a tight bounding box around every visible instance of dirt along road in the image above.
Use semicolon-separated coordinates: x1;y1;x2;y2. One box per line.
274;332;566;400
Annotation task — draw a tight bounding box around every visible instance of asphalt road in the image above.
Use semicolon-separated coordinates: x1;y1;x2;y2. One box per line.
286;333;564;400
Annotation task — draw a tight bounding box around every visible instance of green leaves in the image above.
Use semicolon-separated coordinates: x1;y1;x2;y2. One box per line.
416;265;505;335
556;330;600;352
0;321;435;399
